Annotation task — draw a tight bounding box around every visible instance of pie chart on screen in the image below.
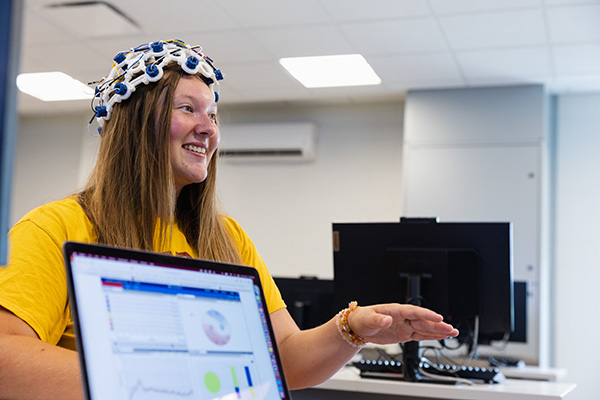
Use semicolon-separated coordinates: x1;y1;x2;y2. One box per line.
202;309;231;345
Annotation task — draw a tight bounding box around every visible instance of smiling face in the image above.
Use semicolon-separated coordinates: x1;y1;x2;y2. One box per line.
169;75;220;196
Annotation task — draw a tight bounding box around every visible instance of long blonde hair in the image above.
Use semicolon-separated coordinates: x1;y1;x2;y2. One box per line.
78;66;241;264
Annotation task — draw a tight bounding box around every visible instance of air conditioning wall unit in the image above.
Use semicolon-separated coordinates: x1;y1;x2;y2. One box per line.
219;123;316;161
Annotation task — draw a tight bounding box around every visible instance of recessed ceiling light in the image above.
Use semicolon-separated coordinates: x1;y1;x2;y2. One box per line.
279;54;381;88
16;72;93;102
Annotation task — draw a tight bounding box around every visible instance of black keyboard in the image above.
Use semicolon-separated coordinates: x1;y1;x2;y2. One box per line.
484;356;526;368
354;359;506;384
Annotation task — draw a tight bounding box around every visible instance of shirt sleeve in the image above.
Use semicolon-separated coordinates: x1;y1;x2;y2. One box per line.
222;217;286;314
0;198;94;346
0;216;72;345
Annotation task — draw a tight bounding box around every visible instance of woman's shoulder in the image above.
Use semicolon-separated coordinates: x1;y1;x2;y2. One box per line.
20;196;86;222
220;215;246;240
221;214;241;230
220;215;259;248
14;196;94;240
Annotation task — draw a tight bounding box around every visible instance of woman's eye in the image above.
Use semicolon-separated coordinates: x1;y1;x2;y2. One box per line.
209;113;218;123
179;105;193;112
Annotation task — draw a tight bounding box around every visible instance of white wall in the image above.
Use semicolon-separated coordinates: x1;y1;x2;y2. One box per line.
10;111;91;225
218;101;404;278
554;93;600;400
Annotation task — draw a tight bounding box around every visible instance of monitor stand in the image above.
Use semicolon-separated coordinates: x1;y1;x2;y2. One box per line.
400;273;449;384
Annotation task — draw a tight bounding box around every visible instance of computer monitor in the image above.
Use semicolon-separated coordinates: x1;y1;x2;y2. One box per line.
332;219;514;382
274;276;335;330
510;280;527;343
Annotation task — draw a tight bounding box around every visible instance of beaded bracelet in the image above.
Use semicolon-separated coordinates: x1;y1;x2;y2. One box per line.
336;301;367;348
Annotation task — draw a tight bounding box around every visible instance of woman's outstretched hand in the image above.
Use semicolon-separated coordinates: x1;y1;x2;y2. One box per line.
347;303;459;344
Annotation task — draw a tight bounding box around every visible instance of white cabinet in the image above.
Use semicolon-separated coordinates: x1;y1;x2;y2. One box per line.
402;85;548;364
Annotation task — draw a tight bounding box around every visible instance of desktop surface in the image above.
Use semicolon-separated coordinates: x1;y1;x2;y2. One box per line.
293;367;576;400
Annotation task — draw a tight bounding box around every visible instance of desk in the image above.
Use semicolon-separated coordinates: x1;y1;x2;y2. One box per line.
291;367;577;400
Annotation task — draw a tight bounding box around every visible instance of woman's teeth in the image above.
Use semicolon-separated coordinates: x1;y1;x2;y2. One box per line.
183;144;206;154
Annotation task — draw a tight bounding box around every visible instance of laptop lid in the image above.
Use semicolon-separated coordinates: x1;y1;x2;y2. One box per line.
63;241;291;400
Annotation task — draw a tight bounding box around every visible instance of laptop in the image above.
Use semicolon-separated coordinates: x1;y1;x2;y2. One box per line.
63;241;291;400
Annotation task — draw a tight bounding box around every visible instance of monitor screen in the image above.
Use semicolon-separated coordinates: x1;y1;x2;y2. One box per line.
332;220;514;346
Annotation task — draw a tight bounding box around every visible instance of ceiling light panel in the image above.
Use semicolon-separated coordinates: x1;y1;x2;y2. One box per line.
279;54;381;88
17;72;93;102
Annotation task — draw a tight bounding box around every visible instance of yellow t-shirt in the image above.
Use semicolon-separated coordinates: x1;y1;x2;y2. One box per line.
0;196;285;350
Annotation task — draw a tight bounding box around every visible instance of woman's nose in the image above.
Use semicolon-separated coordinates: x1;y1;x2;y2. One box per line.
195;114;217;137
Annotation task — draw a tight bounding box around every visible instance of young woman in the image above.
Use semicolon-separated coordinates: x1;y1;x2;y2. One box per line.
0;40;458;399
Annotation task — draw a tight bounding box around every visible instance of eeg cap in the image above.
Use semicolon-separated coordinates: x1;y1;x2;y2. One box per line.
91;39;223;129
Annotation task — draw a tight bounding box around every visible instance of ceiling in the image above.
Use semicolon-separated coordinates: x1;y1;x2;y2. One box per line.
17;0;600;115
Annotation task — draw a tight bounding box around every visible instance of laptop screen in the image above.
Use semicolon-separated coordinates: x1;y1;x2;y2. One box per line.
64;242;290;400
